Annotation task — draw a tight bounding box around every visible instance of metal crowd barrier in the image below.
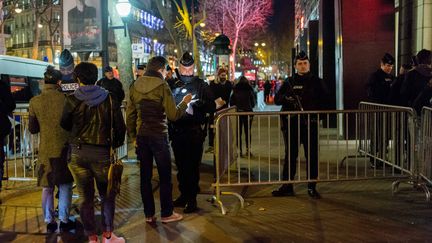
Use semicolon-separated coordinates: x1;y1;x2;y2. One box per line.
420;107;432;195
212;102;423;215
4;104;128;181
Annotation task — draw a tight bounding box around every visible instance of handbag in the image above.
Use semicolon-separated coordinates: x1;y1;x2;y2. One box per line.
107;95;124;197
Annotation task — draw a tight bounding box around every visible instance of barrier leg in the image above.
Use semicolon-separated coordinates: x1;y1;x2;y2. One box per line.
222;191;245;209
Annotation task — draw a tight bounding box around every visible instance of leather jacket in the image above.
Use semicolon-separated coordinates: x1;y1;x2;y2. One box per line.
61;86;126;148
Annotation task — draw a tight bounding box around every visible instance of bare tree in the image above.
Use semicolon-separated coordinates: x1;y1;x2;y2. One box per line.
41;4;60;62
203;0;272;79
29;0;52;60
0;0;18;55
173;0;205;77
155;0;183;58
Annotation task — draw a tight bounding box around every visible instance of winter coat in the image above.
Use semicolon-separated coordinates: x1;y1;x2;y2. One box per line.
401;65;432;107
388;74;407;106
126;70;187;140
96;77;125;103
413;85;432;115
29;84;72;187
230;81;255;112
275;73;329;111
209;81;233;111
366;69;394;104
0;81;15;139
61;85;126;148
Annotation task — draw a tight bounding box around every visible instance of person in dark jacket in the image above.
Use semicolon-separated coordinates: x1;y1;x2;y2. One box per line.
264;80;271;103
170;52;216;213
366;53;395;168
389;63;413;106
127;56;192;223
96;66;125;103
206;67;232;153
413;78;432;115
401;49;432;107
272;51;329;199
230;76;255;156
366;53;395;104
0;80;15;191
29;66;75;233
61;62;126;243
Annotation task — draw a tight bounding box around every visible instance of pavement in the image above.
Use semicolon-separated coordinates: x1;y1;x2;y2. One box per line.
1;104;432;243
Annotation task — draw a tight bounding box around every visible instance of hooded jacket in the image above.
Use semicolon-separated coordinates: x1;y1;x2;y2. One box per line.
61;85;126;148
126;70;187;140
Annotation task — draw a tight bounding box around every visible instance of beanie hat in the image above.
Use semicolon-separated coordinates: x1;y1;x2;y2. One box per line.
180;52;194;67
104;66;113;72
59;49;74;82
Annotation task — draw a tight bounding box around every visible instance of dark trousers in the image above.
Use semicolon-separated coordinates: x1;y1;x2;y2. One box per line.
136;135;173;217
68;145;114;236
237;115;253;152
171;129;204;203
282;117;319;189
0;137;5;189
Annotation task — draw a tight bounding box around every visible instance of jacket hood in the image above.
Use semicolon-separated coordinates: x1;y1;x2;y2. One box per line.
134;71;165;94
415;65;432;77
73;85;108;107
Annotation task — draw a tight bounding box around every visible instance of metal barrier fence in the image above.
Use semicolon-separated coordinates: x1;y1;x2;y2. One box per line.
420;107;432;188
212;102;426;215
3;104;128;181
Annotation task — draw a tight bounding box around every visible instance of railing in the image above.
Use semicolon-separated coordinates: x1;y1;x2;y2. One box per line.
212;102;429;215
3;103;128;181
420;107;432;188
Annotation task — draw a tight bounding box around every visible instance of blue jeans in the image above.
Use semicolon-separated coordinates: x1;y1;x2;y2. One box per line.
68;144;115;235
42;183;73;223
136;135;173;217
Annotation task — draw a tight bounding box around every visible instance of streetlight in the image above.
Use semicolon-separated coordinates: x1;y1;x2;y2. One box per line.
116;0;132;17
153;39;158;44
174;49;178;53
113;0;132;37
38;24;43;28
261;42;266;47
254;42;259;47
199;22;206;28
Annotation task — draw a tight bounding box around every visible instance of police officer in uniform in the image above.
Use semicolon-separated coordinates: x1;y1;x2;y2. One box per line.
170;52;216;213
272;51;328;199
366;53;395;168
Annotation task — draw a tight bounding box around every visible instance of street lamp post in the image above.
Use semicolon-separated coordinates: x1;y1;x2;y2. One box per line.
102;0;131;70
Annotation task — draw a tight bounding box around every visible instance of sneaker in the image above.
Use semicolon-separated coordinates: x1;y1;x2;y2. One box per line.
307;188;321;199
46;221;58;233
145;216;156;224
161;212;183;223
173;197;187;207
272;185;295;197
102;232;125;243
183;201;198;214
59;220;76;232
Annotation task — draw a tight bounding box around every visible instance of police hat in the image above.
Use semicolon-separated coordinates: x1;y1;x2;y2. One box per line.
381;53;395;65
180;52;194;67
137;64;146;70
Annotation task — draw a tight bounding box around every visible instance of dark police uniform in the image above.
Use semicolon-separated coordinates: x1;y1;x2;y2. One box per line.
169;75;215;212
274;72;328;196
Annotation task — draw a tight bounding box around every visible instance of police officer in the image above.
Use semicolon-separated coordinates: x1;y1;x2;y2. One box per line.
170;52;216;213
272;51;328;199
366;53;395;104
366;53;395;168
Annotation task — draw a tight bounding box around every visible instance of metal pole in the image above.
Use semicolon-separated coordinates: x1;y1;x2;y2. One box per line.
101;0;109;68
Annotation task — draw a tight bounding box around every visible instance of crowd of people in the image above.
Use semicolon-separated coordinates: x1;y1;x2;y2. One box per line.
0;47;431;242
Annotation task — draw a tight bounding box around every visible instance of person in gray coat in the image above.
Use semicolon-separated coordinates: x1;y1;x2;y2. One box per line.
29;66;75;233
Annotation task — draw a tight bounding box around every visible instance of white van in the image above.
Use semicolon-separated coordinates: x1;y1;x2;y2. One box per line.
0;55;50;104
